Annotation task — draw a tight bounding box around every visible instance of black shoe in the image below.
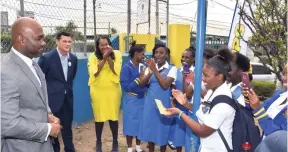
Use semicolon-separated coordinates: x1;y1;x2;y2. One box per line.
96;142;102;152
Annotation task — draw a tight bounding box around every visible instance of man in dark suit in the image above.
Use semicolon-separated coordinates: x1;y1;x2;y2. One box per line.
38;31;78;152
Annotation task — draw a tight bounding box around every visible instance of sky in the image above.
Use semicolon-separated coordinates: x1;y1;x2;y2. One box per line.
1;0;236;36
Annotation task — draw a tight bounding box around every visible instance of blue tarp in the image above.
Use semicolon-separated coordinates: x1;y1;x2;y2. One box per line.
110;35;119;50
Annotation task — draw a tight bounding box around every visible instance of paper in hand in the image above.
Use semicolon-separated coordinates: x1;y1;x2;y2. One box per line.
155;99;168;115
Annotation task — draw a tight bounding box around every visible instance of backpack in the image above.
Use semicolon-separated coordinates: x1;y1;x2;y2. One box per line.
209;95;261;152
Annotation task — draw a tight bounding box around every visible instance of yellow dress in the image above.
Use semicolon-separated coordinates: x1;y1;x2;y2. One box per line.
88;51;122;122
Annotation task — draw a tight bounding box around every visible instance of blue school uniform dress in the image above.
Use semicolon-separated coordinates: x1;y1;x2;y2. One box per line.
252;89;287;136
120;61;147;136
138;62;176;146
169;67;193;147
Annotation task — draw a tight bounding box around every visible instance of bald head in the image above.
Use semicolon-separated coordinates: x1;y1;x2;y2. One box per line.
11;17;46;58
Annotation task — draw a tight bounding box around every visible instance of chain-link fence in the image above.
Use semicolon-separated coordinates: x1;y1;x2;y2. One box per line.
1;0;232;55
1;0;160;55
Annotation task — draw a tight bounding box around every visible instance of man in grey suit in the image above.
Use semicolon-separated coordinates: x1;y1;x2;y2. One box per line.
1;17;61;152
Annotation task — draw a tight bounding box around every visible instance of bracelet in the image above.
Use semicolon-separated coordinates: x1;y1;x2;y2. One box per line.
178;111;184;120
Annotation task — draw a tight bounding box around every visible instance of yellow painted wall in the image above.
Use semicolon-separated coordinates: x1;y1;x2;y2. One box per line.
168;24;190;67
118;33;158;53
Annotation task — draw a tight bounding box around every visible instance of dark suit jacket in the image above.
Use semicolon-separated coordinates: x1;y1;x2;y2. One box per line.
38;50;78;113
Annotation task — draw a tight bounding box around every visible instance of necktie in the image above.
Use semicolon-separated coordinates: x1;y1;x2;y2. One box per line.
32;61;46;88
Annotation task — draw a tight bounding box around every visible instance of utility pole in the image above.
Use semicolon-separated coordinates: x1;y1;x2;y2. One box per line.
108;22;111;36
156;0;159;35
93;0;97;42
148;0;151;34
20;0;24;17
166;0;169;47
158;0;169;46
83;0;87;56
127;0;131;52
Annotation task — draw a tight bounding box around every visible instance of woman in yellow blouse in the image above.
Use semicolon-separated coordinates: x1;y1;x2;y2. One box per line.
88;36;122;152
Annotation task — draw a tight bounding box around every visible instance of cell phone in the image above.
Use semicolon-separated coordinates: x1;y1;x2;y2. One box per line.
143;55;150;60
183;63;190;75
242;72;251;89
139;64;145;73
142;56;150;66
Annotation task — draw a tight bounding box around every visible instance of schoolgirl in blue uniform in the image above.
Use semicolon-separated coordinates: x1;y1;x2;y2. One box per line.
169;47;195;152
120;41;151;152
244;63;287;137
138;44;177;152
227;52;252;106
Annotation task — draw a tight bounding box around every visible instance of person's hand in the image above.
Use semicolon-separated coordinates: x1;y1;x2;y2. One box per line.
48;114;60;124
171;98;177;107
184;72;194;84
172;89;188;105
246;89;261;110
162;108;181;116
49;123;62;138
241;83;250;98
147;59;157;73
187;72;194;82
103;45;113;59
138;67;146;81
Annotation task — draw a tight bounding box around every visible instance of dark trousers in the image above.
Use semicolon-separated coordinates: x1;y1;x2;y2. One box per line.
52;95;75;152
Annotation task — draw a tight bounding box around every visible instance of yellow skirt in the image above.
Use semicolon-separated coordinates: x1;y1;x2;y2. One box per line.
90;84;121;122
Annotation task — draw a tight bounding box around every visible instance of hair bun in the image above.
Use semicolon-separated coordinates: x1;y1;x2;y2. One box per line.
130;40;136;46
217;47;233;63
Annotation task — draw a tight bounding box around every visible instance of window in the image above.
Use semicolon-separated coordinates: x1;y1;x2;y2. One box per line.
252;65;272;75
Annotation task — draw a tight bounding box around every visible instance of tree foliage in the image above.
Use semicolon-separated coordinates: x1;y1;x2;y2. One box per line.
1;32;12;53
238;0;287;82
44;21;84;51
55;21;84;40
110;27;118;35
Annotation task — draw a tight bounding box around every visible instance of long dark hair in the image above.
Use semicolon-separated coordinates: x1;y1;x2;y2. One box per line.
95;36;115;60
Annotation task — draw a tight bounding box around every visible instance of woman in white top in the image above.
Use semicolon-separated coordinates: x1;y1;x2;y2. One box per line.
164;48;235;152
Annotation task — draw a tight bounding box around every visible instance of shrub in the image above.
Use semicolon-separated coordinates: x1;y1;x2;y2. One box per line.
1;33;12;53
44;34;56;51
251;81;276;100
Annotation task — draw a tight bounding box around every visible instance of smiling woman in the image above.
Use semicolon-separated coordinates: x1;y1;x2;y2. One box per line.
87;36;122;152
137;44;177;152
165;48;236;152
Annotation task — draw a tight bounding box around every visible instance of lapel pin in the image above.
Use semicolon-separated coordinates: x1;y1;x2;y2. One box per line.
68;61;72;67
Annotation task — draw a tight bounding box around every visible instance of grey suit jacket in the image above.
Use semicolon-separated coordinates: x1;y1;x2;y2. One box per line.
1;51;54;152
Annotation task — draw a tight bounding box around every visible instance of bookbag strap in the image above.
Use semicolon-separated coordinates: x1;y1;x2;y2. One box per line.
217;129;233;152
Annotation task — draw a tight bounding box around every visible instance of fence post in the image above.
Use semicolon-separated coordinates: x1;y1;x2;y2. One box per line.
83;0;87;56
20;0;25;17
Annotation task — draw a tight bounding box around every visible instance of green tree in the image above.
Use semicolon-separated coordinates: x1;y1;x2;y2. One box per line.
1;32;12;53
238;0;287;82
110;27;118;35
55;21;84;40
44;21;85;51
43;34;56;51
